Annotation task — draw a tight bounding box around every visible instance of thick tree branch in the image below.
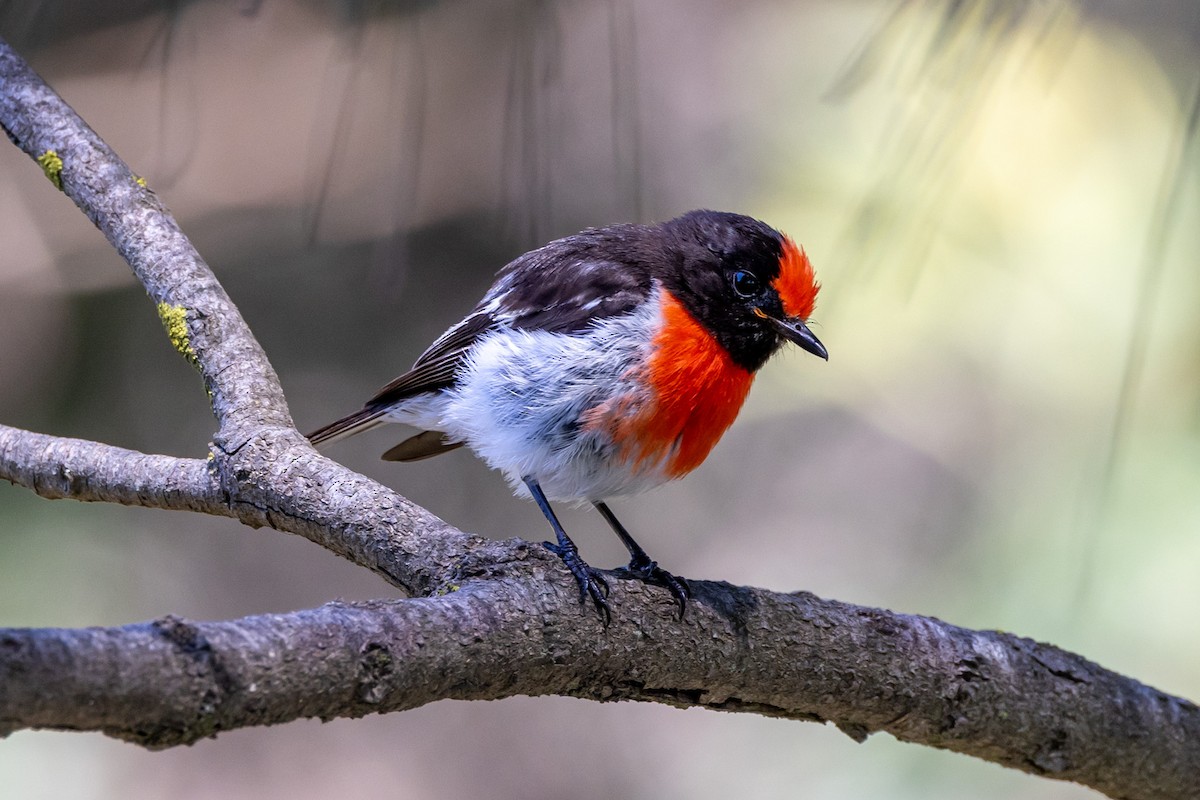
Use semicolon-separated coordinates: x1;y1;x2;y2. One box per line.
0;33;1197;800
204;431;478;596
2;580;1197;799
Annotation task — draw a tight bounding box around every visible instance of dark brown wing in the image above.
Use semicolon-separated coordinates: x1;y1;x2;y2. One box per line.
483;225;656;333
367;226;660;407
366;309;498;408
307;310;497;447
310;222;663;450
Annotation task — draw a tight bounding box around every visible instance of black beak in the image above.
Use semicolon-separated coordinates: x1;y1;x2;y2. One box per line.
766;315;828;361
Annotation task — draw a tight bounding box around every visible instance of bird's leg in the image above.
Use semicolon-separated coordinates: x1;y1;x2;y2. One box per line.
524;476;610;622
593;501;690;617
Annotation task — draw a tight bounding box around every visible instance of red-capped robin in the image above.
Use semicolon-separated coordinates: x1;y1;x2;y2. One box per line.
308;210;826;619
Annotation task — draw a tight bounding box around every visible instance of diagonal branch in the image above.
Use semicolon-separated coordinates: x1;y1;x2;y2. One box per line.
0;35;466;594
0;38;289;447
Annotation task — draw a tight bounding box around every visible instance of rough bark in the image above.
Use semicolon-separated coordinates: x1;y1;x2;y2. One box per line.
0;35;1197;800
3;575;1198;800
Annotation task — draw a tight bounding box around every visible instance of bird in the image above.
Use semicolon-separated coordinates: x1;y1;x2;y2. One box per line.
308;210;826;620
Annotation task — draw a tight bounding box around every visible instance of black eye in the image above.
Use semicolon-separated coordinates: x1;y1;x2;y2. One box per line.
732;269;761;298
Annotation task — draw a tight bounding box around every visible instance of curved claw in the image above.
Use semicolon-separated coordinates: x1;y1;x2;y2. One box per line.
614;559;691;619
544;541;611;623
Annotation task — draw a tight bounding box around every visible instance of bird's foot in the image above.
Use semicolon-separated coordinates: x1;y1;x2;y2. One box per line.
543;540;611;623
613;556;691;619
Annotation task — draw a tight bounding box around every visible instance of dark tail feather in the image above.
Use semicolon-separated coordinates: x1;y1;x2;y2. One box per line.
381;430;464;462
307;407;387;447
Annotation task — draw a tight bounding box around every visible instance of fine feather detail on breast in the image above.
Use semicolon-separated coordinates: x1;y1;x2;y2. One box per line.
428;291;666;501
575;290;753;480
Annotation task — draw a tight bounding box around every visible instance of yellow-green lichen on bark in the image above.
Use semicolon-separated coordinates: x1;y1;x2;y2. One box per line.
36;150;63;190
157;302;198;367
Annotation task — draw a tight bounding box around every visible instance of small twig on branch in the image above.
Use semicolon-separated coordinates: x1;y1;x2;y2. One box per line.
0;425;222;513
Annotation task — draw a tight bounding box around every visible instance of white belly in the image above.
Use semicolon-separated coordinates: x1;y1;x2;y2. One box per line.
386;297;668;502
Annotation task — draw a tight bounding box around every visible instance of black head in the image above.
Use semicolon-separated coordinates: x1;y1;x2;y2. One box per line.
654;210;825;372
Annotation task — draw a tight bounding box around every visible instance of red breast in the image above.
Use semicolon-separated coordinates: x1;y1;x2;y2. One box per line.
591;290;753;479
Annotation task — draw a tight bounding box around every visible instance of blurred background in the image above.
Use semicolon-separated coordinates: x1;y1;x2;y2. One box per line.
1;1;1198;798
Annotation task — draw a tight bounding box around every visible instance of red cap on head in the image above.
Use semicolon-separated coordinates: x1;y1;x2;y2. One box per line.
774;236;819;320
